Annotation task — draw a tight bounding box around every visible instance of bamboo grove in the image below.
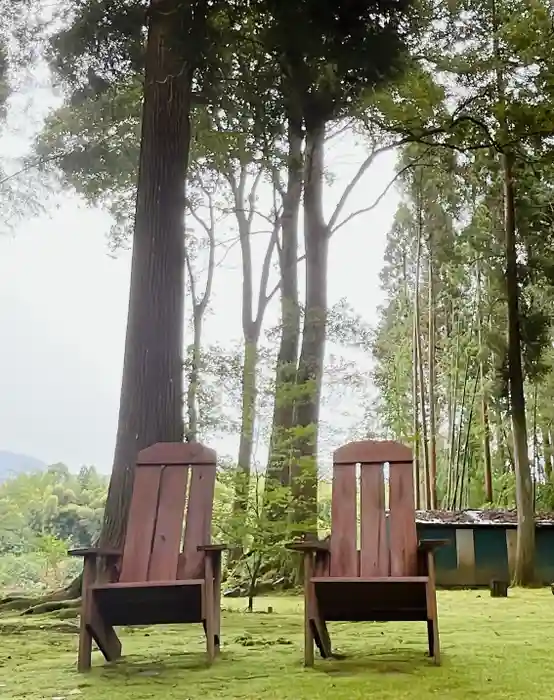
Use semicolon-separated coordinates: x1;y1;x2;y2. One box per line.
365;0;554;586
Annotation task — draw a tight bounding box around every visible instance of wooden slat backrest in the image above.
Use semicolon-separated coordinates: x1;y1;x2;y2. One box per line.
331;440;417;578
118;442;217;583
329;461;358;576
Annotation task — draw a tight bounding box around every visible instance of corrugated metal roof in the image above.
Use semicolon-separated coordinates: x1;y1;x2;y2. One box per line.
414;508;554;527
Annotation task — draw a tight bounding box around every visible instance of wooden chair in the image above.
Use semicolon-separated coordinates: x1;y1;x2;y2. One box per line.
288;440;444;666
70;442;226;671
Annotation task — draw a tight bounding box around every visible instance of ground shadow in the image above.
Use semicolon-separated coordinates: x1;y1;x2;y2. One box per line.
315;647;439;676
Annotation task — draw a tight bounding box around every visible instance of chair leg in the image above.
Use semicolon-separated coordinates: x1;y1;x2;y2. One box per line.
87;594;122;663
314;617;332;659
204;558;216;664
304;609;315;667
303;553;315;667
425;554;441;665
77;608;93;672
77;557;95;672
213;554;222;654
427;617;440;665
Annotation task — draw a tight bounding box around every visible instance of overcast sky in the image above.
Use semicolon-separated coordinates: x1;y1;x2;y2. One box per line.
0;70;399;472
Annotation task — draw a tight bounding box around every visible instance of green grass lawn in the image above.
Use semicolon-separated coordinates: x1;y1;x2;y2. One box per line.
1;590;553;699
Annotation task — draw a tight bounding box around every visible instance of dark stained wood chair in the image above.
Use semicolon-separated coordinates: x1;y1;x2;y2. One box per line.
288;440;444;666
70;442;226;671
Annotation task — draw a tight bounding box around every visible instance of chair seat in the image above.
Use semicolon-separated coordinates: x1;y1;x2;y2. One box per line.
91;579;204;626
311;576;428;584
311;576;429;622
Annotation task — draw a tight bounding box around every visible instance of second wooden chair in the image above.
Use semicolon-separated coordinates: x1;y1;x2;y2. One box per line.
288;439;445;666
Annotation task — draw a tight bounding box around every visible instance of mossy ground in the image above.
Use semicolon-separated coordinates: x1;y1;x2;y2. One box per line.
1;590;553;699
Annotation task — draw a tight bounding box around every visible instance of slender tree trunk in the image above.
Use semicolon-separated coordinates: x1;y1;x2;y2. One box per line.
532;384;540;484
446;311;460;509
266;118;303;499
481;371;493;502
412;302;421;510
504;150;534;584
414;178;430;508
476;266;493;502
230;164;278;517
184;194;216;443
292;120;327;533
185;308;203;442
100;2;194;548
489;0;534;585
457;370;479;510
543;427;553;480
235;335;260;513
452;347;472;509
427;241;437;509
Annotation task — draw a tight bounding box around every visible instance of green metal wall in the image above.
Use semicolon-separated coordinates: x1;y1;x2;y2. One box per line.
416;523;554;587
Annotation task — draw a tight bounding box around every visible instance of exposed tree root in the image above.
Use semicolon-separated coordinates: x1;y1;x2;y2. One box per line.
0;596;41;613
0;573;82;615
22;599;80;616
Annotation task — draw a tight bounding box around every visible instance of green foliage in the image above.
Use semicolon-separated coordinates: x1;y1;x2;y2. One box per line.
0;464;108;557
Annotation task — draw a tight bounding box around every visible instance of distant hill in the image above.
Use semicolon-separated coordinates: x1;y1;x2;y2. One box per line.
0;451;47;483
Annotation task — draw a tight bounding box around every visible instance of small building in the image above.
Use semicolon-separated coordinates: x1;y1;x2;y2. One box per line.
416;509;554;587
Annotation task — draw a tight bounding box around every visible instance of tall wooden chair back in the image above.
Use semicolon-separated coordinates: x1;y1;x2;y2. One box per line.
118;442;217;583
329;440;417;578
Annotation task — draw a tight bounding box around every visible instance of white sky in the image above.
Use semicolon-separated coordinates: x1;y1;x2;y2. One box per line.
0;68;399;472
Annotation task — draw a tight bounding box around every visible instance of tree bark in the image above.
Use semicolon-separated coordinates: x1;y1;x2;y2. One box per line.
477;265;493;503
427;239;437;509
412;301;421;509
235;336;260;513
231;164;277;516
100;2;194;548
184;194;216;443
504;150;535;585
266;118;303;504
488;0;534;585
414;178;430;508
185;306;203;442
543;427;553;480
292;120;327;533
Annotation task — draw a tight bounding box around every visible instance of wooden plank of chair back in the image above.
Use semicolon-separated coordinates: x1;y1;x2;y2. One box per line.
331;440;417;579
329;460;358;577
118;442;217;583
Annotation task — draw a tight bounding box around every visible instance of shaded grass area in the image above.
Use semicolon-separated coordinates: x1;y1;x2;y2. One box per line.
1;590;553;699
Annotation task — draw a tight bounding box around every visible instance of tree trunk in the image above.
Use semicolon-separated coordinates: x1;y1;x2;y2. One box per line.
477;265;493;502
414;181;430;508
489;0;534;585
452;346;472;509
184;196;216;443
481;376;493;503
543;427;553;480
292;120;327;533
427;241;437;509
235;336;260;513
412;274;421;509
185;307;203;442
446;310;460;508
504;150;535;585
230;163;277;518
266;118;302;512
100;2;193;548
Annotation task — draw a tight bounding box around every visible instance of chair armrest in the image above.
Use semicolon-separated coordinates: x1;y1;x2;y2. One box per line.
197;544;229;552
68;547;122;558
286;540;330;553
417;539;449;553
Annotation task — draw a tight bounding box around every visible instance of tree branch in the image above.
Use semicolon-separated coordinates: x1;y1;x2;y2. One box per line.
329;150;431;238
327;139;407;232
